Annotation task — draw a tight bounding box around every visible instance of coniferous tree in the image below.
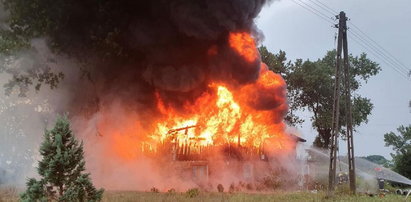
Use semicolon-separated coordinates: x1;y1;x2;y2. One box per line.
21;115;103;201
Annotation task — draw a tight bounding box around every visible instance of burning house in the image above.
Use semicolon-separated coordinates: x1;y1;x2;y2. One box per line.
37;0;309;190
148;123;306;183
131;33;306;183
82;29;305;191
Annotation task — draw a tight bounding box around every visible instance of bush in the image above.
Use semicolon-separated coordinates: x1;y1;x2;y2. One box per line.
246;183;254;190
167;188;176;194
217;184;224;192
229;183;236;193
261;176;282;190
150;187;159;193
186;188;199;198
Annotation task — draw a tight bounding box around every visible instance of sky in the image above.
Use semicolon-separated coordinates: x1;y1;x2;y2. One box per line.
256;0;411;159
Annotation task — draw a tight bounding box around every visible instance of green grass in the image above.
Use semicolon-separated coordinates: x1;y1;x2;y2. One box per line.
0;188;406;202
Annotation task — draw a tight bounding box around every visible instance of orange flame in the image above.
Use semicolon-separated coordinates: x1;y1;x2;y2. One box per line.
100;32;294;162
229;32;258;62
149;63;290;152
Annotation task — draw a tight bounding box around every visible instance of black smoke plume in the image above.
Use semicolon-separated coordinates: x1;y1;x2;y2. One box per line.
4;0;273;119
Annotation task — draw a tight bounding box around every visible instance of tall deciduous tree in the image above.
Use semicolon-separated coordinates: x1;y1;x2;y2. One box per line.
384;125;411;179
20;116;103;201
289;50;380;148
260;47;380;148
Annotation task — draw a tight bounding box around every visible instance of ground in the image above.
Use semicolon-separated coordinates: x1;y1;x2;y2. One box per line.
101;191;405;202
0;187;407;202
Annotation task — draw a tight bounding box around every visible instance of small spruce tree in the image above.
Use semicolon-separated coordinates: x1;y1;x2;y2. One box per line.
21;115;103;201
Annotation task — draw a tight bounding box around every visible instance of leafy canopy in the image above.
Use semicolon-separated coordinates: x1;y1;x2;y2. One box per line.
0;0;134;95
259;47;380;148
384;125;411;179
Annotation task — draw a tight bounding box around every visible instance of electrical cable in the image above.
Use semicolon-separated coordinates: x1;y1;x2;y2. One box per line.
291;0;335;25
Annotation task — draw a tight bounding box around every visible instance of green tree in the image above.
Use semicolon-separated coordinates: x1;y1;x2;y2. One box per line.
0;0;134;95
361;155;392;168
260;47;380;148
259;46;303;126
0;9;63;97
384;125;411;179
288;51;380;148
20;115;103;201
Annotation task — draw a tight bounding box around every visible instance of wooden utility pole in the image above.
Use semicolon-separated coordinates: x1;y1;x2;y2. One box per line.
328;11;356;195
328;11;343;195
342;11;356;194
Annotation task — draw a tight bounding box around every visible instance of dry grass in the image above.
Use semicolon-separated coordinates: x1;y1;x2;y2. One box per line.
101;191;405;202
0;186;19;202
0;187;406;202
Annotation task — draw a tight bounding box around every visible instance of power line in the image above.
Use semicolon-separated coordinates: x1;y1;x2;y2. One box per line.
290;0;335;25
349;24;410;75
349;22;410;74
349;29;410;77
290;0;411;81
349;29;410;78
314;0;338;14
348;31;411;82
349;32;410;80
295;0;336;22
307;0;336;16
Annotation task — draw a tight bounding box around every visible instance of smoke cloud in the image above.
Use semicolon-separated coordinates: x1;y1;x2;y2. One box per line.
60;0;272;115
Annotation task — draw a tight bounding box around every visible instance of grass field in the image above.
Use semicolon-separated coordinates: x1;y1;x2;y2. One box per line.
1;187;407;202
101;191;405;202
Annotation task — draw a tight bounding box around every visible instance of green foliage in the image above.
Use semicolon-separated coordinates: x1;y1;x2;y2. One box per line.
2;0;129;58
384;125;411;178
20;115;104;201
260;47;380;148
259;46;303;126
0;1;65;97
3;67;65;97
287;50;380;148
259;46;288;75
0;0;91;95
361;155;392;168
0;30;29;55
185;188;199;198
20;179;47;202
384;181;397;193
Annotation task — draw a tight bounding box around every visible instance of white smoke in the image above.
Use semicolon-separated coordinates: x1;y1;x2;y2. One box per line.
0;39;80;186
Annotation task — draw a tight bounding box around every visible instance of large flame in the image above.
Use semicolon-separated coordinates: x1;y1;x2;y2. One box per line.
101;32;294;162
150;75;288;149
